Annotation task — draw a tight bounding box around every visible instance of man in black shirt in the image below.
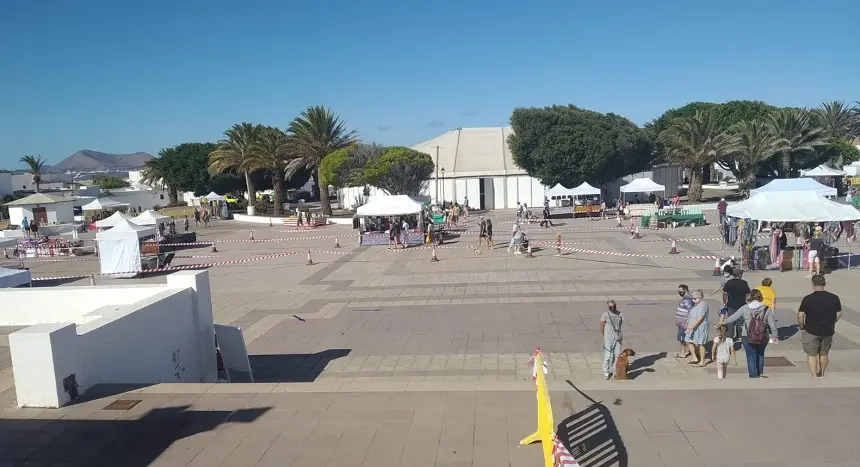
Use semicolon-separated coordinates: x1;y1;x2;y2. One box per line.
806;227;825;277
798;275;842;377
722;268;750;341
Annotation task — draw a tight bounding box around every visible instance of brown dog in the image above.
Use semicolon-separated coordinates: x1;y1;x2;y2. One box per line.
615;349;636;380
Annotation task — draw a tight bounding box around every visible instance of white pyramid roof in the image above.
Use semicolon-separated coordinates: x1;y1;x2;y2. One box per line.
94;210;132;228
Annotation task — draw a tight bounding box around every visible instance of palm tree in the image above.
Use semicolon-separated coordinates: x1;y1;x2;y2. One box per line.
209;123;264;204
768;108;825;178
250;127;293;215
19;154;46;192
815;101;855;141
726;120;780;188
658;111;732;202
287;106;358;216
141;152;179;204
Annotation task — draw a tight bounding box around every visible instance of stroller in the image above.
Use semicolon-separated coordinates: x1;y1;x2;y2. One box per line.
512;233;530;254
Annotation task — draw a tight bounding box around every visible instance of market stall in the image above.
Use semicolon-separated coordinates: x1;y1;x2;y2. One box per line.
726;191;860;271
355;195;425;246
95;219;157;278
94;210;132;230
750;177;837;198
545;182;603;217
620;178;666;217
640;207;706;228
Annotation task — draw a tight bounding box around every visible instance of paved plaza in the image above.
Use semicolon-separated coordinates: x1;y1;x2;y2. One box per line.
3;210;860;466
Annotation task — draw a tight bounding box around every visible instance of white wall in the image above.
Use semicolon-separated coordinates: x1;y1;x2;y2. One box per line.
6;270;217;407
493;177;506;210
8;201;75;227
109;189;169;210
0;285;165;326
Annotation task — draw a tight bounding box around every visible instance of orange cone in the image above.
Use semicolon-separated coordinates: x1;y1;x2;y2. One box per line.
306;250;314;266
713;258;721;276
633;225;641;239
669;239;678;254
430;243;440;262
334;236;341;248
526;244;534;258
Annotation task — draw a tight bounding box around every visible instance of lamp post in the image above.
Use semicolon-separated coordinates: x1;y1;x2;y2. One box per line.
440;167;445;205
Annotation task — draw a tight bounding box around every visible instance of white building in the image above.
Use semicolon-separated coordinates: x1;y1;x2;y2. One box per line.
0;172;72;196
4;193;76;227
338;127;545;210
3;270;217;407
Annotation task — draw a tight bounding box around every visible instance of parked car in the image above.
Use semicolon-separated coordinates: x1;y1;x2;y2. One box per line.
224;194;238;204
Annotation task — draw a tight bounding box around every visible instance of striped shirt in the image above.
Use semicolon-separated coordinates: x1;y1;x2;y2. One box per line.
676;296;693;328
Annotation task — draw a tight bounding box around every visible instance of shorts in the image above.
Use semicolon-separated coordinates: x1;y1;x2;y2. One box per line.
808;250;819;262
802;331;833;356
677;327;686;343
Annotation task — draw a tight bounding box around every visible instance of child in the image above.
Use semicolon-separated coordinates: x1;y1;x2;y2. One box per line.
711;324;736;378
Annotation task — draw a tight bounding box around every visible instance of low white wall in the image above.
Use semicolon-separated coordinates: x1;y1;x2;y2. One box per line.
7;270;217;408
0;285;165;326
232;213;280;225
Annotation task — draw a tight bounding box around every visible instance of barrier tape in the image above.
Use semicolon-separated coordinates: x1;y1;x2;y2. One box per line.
31;250;300;281
532;242;718;260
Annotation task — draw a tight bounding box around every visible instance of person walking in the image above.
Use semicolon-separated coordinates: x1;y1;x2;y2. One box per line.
685;289;710;367
675;285;694;358
756;278;777;341
183;215;190;232
797;275;842;377
722;289;778;378
722;268;750;343
539;205;554;228
600;300;624;380
711;324;736;379
507;222;521;252
194;209;201;227
477;216;487;249
21;217;30;238
805;227;825;277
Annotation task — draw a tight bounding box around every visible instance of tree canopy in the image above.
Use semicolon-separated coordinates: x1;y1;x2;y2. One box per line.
92;175;130;189
361;146;434;196
508;105;654;187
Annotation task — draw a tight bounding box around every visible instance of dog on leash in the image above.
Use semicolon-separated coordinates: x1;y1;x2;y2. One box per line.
615;349;636;380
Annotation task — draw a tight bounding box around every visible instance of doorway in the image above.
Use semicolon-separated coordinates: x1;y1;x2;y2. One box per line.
33;207;48;224
479;178;494;211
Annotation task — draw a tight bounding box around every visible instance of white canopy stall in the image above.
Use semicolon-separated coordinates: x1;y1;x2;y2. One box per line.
727;191;860;222
95;210;132;229
544;184;577;199
81;197;129;211
750;177;836;198
727;191;860;270
356;195;425;246
802;165;846;177
95;219;157;278
570;182;601;197
133;209;170;227
620;178;665;196
202;192;225;202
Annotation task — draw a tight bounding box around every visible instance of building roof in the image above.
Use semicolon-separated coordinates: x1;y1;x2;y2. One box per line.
410;127;527;178
4;193;71;206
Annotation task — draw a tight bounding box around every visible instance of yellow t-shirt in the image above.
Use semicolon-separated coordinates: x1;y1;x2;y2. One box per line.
757;285;775;309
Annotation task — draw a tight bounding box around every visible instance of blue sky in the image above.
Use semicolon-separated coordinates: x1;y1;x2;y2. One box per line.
1;0;858;167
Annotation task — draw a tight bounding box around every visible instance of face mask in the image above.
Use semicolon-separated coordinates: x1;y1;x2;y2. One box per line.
678;292;685;296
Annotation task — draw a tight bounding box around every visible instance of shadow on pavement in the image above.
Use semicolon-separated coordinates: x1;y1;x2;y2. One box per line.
560;380;629;467
627;351;667;380
0;405;270;466
779;324;800;341
249;348;351;382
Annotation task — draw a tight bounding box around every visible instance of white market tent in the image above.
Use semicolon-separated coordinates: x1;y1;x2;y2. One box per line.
95;210;132;229
81;197;129;211
356;195;423;217
571;182;601;197
620;178;665;195
726;191;860;222
544;184;577;198
95;219;157;278
750;177;837;198
202;192;225;202
133;209;170;227
802;164;846;177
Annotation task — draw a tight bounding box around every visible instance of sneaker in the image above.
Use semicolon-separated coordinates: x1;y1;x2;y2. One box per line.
604;374;611;380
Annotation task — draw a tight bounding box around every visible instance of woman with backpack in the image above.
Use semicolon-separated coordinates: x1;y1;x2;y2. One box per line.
721;289;779;378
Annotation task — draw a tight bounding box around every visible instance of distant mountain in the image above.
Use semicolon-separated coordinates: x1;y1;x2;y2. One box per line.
52;150;153;171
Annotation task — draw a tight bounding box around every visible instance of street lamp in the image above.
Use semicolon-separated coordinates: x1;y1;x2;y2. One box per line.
440;167;445;205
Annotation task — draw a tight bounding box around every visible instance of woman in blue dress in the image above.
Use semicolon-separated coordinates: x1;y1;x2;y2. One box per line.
685;289;710;367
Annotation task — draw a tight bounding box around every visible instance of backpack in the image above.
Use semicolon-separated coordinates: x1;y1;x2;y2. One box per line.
747;307;769;345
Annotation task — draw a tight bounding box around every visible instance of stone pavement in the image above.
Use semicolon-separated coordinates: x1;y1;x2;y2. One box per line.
3;211;860;465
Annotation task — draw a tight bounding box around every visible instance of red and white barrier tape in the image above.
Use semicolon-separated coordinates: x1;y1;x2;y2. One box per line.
31;250;300;281
533;242;718;260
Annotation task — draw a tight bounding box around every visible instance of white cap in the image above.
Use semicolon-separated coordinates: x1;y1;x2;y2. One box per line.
721;198;725;201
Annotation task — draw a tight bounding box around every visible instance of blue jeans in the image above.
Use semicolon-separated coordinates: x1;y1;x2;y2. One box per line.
741;337;768;378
